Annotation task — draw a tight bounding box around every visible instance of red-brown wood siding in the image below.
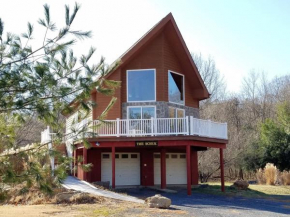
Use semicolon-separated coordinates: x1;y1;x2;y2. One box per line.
95;70;122;120
93;30;201;120
87;149;101;182
163;34;199;108
91;92;97;120
120;32;199;108
121;33;164;102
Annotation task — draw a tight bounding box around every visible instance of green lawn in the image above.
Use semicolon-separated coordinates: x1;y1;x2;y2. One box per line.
193;182;290;201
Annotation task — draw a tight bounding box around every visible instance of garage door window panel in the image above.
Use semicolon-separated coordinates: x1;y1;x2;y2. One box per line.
171;154;178;159
180;154;186;159
154;154;160;158
102;154;110;159
122;154;129;159
131;154;138;158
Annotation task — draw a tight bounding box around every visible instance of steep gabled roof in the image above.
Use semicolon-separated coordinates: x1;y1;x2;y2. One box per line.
68;13;210;111
106;13;209;100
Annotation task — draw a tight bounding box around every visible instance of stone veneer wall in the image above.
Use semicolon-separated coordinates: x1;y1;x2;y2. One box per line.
122;101;199;119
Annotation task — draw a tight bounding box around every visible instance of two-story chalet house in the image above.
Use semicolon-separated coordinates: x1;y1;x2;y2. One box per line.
61;13;228;195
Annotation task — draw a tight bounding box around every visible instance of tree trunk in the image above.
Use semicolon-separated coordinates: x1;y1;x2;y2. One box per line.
239;168;244;180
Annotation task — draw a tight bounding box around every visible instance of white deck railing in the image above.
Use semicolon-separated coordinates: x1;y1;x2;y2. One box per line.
64;117;227;140
83;117;227;140
41;126;51;144
94;117;189;137
190;117;228;140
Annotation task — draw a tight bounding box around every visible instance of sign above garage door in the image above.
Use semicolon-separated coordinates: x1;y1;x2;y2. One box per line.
135;141;158;147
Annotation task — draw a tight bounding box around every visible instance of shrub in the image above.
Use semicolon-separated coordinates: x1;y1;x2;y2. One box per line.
0;190;8;203
264;163;278;185
256;169;266;184
281;171;290;185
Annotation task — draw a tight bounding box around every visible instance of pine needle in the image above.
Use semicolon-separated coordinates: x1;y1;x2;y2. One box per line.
65;5;70;26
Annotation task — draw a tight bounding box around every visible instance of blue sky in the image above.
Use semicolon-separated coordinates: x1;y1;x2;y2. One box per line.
158;0;290;92
1;0;289;92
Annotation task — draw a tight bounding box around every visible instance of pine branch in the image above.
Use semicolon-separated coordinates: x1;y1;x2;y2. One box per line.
38;19;46;28
65;5;70;26
99;97;117;120
69;2;81;25
68;30;92;40
43;4;50;26
0;18;3;40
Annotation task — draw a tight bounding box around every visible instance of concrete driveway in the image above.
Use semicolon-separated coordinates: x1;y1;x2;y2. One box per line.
62;176;143;203
117;187;290;217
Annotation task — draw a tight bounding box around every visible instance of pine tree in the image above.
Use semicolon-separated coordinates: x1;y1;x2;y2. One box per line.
0;2;120;195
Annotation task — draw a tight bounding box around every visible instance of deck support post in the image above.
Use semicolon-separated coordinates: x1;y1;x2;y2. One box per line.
161;148;166;189
220;148;225;192
83;147;88;181
112;146;116;189
191;150;199;185
186;145;192;195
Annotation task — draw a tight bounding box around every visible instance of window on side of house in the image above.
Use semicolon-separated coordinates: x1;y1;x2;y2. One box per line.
176;108;185;118
127;69;156;102
169;107;185;118
168;71;184;105
128;106;156;119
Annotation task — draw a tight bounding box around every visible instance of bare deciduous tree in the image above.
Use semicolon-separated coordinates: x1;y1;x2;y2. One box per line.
191;54;290;181
192;53;226;104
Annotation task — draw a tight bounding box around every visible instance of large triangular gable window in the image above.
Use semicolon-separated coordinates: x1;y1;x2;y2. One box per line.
127;69;156;102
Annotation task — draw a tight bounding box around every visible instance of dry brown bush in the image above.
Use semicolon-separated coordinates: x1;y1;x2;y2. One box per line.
2;184;106;205
256;165;290;186
69;193;105;204
264;163;278;185
9;155;26;174
281;171;290;185
7;187;55;205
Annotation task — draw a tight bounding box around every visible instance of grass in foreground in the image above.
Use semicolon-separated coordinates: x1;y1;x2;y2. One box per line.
194;182;290;201
0;201;188;217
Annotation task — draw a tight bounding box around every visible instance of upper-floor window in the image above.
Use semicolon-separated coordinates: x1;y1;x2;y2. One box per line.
127;69;156;102
168;70;184;105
